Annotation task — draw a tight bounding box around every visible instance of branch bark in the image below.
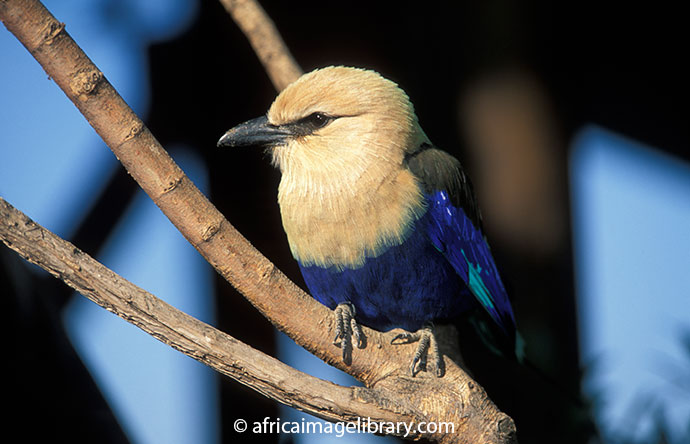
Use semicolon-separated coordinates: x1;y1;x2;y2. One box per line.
0;197;420;435
0;0;516;442
218;0;303;90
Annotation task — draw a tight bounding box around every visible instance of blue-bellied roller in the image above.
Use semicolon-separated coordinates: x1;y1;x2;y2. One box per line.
218;66;522;376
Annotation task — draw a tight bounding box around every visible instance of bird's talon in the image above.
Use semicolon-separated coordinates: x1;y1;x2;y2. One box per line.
410;357;420;376
392;326;444;377
391;334;405;345
435;362;445;378
351;318;364;348
391;331;419;345
332;302;363;363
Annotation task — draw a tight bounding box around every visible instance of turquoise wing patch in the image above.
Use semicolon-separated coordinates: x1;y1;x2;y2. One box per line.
461;249;496;314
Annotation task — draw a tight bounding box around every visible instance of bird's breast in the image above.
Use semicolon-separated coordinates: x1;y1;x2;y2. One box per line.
298;211;473;331
278;168;426;269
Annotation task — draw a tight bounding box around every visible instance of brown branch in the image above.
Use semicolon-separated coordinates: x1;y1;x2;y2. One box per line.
218;0;303;90
0;197;419;434
0;0;516;442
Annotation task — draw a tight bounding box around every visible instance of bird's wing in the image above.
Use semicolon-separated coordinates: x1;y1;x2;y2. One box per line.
406;144;516;336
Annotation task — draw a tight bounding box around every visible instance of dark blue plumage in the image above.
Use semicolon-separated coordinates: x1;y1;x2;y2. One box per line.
299;190;516;341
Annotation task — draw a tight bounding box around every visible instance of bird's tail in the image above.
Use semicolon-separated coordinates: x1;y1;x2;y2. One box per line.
468;312;589;409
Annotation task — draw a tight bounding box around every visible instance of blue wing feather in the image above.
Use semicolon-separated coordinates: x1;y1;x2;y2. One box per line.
426;190;516;336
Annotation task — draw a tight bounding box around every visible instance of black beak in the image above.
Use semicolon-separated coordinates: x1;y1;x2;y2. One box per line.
217;116;291;148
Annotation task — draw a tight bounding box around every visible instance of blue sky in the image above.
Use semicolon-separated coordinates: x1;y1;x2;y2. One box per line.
571;126;690;443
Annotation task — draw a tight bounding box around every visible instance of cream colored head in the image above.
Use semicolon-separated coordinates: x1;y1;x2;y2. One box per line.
267;66;428;193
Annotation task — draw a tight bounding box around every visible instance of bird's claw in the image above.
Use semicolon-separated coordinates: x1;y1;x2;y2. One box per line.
391;325;444;377
333;302;364;364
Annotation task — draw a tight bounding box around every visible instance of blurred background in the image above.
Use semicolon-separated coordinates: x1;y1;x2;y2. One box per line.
1;1;688;443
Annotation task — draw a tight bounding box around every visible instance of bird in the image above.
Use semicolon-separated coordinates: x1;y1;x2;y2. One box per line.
218;66;522;376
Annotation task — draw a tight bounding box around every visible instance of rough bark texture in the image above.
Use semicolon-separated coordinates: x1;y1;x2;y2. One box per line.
0;1;517;442
0;198;423;434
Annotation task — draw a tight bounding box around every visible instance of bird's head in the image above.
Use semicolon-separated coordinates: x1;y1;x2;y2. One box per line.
218;66;428;193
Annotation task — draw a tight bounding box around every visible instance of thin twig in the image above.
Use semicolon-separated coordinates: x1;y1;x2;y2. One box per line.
218;0;303;90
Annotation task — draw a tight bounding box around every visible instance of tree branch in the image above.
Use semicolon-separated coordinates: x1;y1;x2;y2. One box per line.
0;0;516;442
218;0;303;90
0;197;422;434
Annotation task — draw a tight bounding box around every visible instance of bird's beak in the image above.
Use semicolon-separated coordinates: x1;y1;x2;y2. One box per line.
217;115;291;148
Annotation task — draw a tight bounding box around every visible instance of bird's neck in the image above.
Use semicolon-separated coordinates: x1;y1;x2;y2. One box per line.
277;167;426;270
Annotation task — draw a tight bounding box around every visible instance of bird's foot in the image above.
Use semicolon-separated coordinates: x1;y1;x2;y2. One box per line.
333;302;364;364
391;325;444;377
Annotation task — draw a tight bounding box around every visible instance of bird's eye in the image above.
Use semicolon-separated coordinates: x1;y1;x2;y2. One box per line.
302;112;332;129
289;112;336;136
